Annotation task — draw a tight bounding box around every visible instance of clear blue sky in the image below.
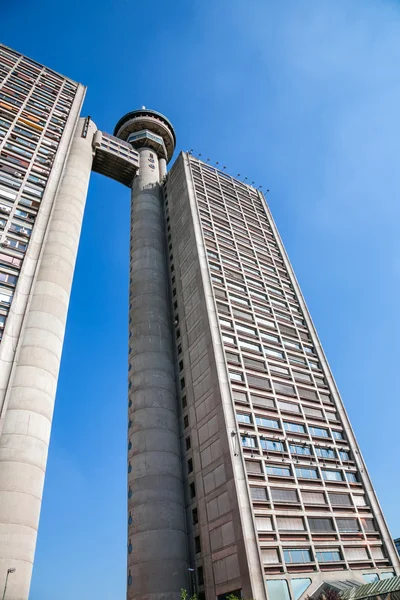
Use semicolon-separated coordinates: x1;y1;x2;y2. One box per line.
3;0;400;598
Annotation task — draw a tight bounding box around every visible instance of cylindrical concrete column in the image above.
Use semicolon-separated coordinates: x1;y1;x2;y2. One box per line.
0;118;97;600
128;147;187;600
159;157;167;181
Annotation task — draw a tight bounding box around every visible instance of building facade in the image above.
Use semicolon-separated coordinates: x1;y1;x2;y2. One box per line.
0;42;398;600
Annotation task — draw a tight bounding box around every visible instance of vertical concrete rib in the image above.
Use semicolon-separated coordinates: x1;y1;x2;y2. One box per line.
0;118;96;600
128;147;187;600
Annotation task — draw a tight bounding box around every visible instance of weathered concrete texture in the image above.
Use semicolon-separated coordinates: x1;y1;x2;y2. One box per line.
0;118;96;600
127;147;187;600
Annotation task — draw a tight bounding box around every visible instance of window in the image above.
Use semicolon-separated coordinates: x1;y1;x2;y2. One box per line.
265;347;284;359
284;422;305;434
251;394;275;409
271;488;298;503
250;487;268;501
277;517;305;531
328;493;352;506
296;468;318;479
353;495;367;507
255;517;273;531
362;519;377;533
192;508;198;525
241;436;256;448
186;437;191;450
239;339;261;352
346;472;358;483
229;371;244;382
190;482;196;499
332;430;344;440
184;415;189;428
290;444;311;456
236;413;252;424
222;334;236;345
339;450;350;461
283;549;312;564
370;547;385;560
261;439;284;452
256;416;279;429
195;536;201;553
316;549;341;562
266;465;291;477
291;579;312;600
278;400;300;413
336;518;360;533
322;470;343;482
273;382;295;396
266;580;290;600
309;426;329;438
197;566;204;586
263;550;281;565
315;448;335;459
308;518;334;533
362;574;379;584
245;460;262;474
188;458;193;473
247;374;270;390
232;390;248;403
302;491;325;505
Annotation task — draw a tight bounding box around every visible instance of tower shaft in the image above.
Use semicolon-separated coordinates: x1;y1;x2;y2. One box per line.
127;146;187;600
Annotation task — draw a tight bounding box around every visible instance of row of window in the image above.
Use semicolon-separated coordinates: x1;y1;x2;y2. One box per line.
249;483;367;508
238;413;344;440
247;459;358;484
261;544;386;566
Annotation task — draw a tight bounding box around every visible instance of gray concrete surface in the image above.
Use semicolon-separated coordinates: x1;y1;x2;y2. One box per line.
0;117;96;600
127;146;188;600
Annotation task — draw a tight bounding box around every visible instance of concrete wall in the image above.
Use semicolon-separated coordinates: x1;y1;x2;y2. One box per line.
166;154;266;600
0;117;96;600
127;147;188;600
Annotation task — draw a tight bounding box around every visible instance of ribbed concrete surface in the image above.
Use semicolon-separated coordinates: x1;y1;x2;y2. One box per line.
127;147;187;600
0;118;96;600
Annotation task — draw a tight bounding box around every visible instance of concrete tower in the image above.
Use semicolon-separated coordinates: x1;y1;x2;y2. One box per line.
114;109;188;600
1;43;400;600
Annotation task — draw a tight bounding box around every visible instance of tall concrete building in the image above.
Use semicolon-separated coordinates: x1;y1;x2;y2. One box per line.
0;43;398;600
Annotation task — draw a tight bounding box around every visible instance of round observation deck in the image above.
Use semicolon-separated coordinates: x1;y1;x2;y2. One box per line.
114;107;176;163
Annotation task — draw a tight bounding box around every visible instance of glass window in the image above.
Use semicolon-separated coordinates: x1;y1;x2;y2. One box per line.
316;550;341;562
277;517;305;531
236;413;252;424
283;549;311;564
291;579;311;600
309;426;329;438
322;470;343;482
346;472;358;483
256;416;279;429
290;444;311;456
381;573;395;579
284;422;305;434
315;447;336;459
271;488;298;503
255;517;273;531
296;468;318;479
250;487;268;501
332;430;344;440
261;439;284;452
229;371;244;382
362;574;379;584
339;450;350;461
302;491;325;504
266;580;290;600
266;465;291;477
336;518;360;533
241;436;256;448
308;518;334;532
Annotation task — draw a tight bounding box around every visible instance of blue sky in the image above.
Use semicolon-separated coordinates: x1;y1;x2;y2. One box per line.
3;0;400;597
